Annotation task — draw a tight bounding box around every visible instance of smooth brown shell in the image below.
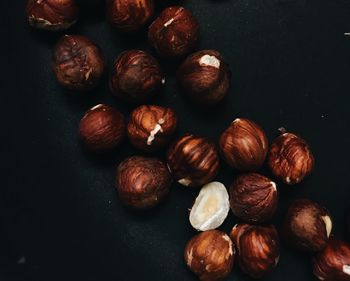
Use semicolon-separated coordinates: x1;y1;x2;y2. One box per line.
148;6;199;59
312;239;350;281
78;104;125;152
282;198;332;252
219;118;268;171
110;50;164;102
127;105;178;152
116;156;172;209
268;132;314;184
178;50;231;105
230;224;280;278
167;134;219;187
106;0;154;32
229;173;278;223
26;0;78;30
52;35;105;91
184;230;234;281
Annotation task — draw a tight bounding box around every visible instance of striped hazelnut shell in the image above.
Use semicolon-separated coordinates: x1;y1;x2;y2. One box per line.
268;132;314;185
26;0;78;31
282;198;332;252
312;239;350;281
110;50;164;102
52;35;105;91
127;105;178;152
230;224;280;279
106;0;154;32
148;6;199;59
78;104;125;152
167;134;220;187
229;173;278;223
116;156;171;209
184;230;234;281
178;50;231;105
219;118;268;171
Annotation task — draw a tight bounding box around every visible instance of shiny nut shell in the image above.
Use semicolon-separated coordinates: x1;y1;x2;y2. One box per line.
178;50;231;105
230;224;280;278
116;156;172;209
127;105;177;152
167;134;219;187
184;230;234;281
268;132;314;184
148;6;199;59
219;118;268;171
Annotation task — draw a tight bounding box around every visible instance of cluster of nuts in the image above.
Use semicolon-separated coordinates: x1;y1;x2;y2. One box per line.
26;1;350;281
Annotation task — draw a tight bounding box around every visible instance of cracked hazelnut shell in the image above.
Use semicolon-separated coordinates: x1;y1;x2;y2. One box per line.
148;6;199;59
110;50;164;102
229;173;278;223
312;239;350;281
116;156;171;209
78;104;125;152
127;105;177;152
167;134;219;188
268;132;314;184
106;0;154;32
52;35;105;91
26;0;78;31
178;50;231;105
219;118;268;171
230;224;280;278
282;198;332;252
184;230;234;281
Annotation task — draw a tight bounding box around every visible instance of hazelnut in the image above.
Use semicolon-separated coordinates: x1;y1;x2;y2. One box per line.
106;0;154;32
219;118;268;171
312;239;350;281
177;50;231;105
78;104;125;152
184;230;234;281
230;224;280;278
167;134;220;187
229;173;278;223
127;105;178;152
268;132;314;184
116;156;171;209
189;182;230;231
110;50;164;102
26;0;78;31
52;35;105;91
148;6;199;59
282;198;332;252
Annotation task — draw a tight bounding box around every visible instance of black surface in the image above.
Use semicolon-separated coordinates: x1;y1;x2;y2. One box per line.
1;0;350;280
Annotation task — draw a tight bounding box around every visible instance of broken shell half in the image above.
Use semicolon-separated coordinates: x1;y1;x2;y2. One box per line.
189;181;230;231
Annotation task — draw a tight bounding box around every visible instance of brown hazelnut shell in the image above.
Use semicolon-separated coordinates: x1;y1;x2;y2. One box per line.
127;105;178;152
26;0;78;31
52;35;105;91
219;118;268;171
229;173;278;223
268;132;314;185
167;134;220;187
148;6;199;59
178;50;231;105
184;230;234;281
282;198;332;252
116;156;172;209
312;239;350;281
106;0;154;32
78;104;125;152
230;224;280;278
110;50;164;102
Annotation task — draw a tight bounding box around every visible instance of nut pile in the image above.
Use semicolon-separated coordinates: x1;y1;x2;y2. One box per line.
26;0;350;280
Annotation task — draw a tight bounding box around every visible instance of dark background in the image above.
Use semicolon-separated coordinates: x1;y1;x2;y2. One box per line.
1;0;350;280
